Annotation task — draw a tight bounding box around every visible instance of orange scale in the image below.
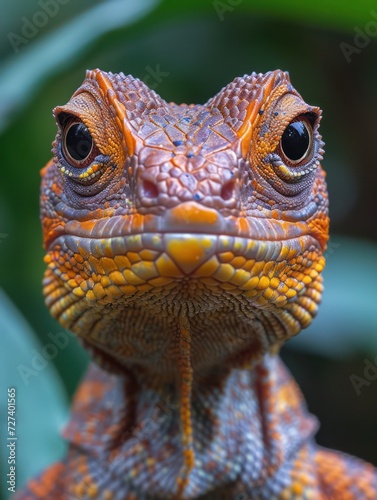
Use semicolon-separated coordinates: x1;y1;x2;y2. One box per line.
213;263;235;282
193;256;220;277
137;284;153;293
251;260;266;275
123;269;145;285
74;253;84;264
113;255;131;271
275;295;288;305
100;256;118;273
148;276;174;287
119;285;138;295
67;278;78;289
218;251;235;263
92;283;106;299
86;290;96;302
269;277;280;289
139;249;160;261
72;287;85;298
287;247;299;260
229;269;250;286
155;254;182;277
291;481;304;495
70;481;85;497
127;252;142;264
230;256;246;268
263;261;275;275
262;288;275;300
100;275;111;287
88;255;102;272
302;275;313;285
242;259;256;271
85;483;99;498
131;261;159;280
109;270;127;286
256;275;270;290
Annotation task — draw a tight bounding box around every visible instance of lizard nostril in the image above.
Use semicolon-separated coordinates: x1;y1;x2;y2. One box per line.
141;179;159;199
220;180;236;201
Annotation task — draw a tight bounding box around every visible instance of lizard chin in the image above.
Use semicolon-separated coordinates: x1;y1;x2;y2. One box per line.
43;227;325;380
46;254;323;498
45;252;323;497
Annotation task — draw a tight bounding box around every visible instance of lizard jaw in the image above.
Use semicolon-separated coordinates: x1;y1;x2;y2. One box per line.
43;219;324;377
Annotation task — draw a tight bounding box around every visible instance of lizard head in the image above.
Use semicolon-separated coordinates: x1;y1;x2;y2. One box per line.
41;69;329;380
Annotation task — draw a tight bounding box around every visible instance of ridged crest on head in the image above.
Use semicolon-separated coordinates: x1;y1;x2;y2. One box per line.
207;70;290;129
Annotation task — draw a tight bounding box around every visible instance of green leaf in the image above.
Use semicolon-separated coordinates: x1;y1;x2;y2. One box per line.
2;0;375;133
0;289;68;495
156;0;377;30
0;0;160;133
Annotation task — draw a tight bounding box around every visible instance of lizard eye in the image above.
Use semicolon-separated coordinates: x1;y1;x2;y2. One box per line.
62;119;94;167
280;117;312;165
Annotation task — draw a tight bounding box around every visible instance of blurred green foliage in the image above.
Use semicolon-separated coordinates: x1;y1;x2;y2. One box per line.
1;0;377;495
0;290;68;498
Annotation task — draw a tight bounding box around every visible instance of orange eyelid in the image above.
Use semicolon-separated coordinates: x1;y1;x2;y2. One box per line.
112;98;136;157
238;72;280;157
239;101;259;158
94;70;136;157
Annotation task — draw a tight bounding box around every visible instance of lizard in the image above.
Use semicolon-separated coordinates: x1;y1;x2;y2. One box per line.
15;68;377;499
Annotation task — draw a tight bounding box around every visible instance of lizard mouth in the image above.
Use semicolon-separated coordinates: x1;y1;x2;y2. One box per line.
44;225;324;351
47;199;323;275
49;230;321;294
44;197;325;320
45;200;324;305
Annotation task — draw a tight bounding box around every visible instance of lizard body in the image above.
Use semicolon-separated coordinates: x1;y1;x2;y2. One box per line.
16;69;377;499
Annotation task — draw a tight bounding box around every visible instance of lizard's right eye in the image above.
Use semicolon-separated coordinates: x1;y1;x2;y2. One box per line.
62;120;95;167
279;117;312;166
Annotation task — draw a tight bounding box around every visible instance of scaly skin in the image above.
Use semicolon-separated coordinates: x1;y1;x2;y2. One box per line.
16;69;377;499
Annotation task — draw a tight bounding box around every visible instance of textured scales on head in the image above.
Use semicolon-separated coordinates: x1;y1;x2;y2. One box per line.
41;68;329;497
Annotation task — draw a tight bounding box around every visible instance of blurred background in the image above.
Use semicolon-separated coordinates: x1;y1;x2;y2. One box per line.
1;0;377;496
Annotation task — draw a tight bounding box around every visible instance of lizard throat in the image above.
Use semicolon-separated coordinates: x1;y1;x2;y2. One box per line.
43;227;324;378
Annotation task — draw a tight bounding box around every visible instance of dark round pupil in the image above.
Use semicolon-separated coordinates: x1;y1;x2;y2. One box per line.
66;123;93;161
281;121;310;162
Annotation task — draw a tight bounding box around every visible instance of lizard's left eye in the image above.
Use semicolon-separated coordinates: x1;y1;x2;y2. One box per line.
280;118;312;165
62;120;95;167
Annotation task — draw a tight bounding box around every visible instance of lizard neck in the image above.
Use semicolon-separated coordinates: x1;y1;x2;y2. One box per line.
79;301;297;496
64;355;317;499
